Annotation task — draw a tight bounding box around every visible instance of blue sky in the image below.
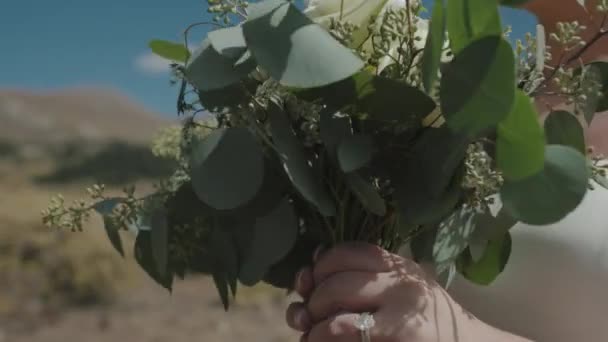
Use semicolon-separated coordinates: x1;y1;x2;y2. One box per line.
0;0;537;117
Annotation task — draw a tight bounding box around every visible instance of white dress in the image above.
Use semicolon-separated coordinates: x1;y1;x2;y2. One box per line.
449;185;608;341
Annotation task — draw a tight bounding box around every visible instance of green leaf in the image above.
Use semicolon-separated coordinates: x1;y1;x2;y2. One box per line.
263;235;318;290
242;0;363;88
500;145;589;225
433;206;478;274
394;126;469;225
472;205;518;241
150;208;169;276
101;216;125;257
544;110;586;154
421;0;446;92
298;71;436;124
268;101;335;216
345;173;387;216
148;39;190;63
446;0;502;54
496;90;545;181
210;223;239;298
93;198;122;216
211;271;230;311
337;135;374;172
319;110;352;152
185;39;255;91
190;127;265;210
208;26;248;60
134;230;173;291
441;35;516;137
93;198;125;257
458;232;512;285
239;198;299;286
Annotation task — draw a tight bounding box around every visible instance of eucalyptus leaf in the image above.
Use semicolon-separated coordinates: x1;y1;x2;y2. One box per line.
263;236;318;290
208;25;248;59
212;271;230;311
345;173;386;216
186;39;255;91
93;198;125;257
473;205;518;241
242;0;364;88
447;0;502;54
544;110;586;154
210;223;239;297
299;71;436;124
190;127;265;210
421;0;446;92
337;135;374;173
239;198;299;286
150;208;169;276
433;206;479;274
93;198;123;216
497;90;545;181
101;216;125;257
134;230;173;291
394;126;469;225
267;101;336;216
501;145;589;225
458;232;512;285
441;35;516;137
149;39;190;63
319;110;352;152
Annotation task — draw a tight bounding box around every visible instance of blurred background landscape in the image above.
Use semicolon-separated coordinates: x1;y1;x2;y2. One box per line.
0;0;536;341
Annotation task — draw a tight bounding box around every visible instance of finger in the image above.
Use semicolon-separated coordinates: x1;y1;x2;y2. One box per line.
286;302;312;332
306;311;391;342
306;313;360;342
308;271;392;322
313;242;397;284
294;267;314;299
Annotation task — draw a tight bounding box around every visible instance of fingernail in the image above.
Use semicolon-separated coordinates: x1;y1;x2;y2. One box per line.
313;245;326;262
295;309;311;330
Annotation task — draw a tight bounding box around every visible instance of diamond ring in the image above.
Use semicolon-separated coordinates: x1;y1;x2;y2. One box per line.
355;312;375;342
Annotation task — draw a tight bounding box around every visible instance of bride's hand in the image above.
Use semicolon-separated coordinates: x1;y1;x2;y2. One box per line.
285;242;528;342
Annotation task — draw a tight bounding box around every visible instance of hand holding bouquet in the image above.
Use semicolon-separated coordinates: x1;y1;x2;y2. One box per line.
43;0;608;310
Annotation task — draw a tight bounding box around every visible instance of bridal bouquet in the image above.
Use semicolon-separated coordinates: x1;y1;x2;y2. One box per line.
43;0;608;309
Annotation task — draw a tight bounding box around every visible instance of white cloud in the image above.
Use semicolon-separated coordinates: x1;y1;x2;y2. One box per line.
134;52;172;75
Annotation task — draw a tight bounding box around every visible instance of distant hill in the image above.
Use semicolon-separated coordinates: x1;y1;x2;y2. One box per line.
0;88;169;147
0;87;177;184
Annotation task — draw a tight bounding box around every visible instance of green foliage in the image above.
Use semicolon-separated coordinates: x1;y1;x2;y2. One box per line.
43;0;608;305
496;90;545;181
421;0;445;92
447;0;502;54
149;40;190;63
242;0;364;87
190;127;265;210
501;145;589;225
441;35;516;137
544;110;586;153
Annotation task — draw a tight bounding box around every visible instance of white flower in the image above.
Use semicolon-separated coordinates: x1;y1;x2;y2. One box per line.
304;0;451;72
304;0;407;29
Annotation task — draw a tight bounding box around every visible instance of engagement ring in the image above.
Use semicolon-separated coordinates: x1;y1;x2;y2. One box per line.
355;312;375;342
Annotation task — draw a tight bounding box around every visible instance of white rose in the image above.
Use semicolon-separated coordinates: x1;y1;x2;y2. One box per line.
304;0;408;30
304;0;449;72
